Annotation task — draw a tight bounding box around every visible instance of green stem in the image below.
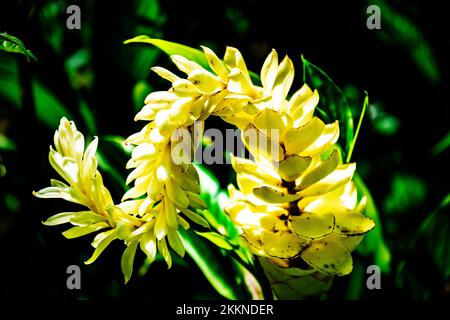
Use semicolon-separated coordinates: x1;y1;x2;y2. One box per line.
346;93;368;163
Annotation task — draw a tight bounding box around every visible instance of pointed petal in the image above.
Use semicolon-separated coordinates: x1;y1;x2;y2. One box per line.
140;229;157;262
253;108;291;138
157;237;172;268
263;231;309;259
167;229;185;257
276;155;312;182
253;186;300;203
151;66;179;83
121;238;140;283
299;149;340;189
170;55;202;75
261;49;278;94
334;212;375;235
188;68;225;94
288;86;319;127
284;117;325;155
85;230;116;265
290;212;335;239
301;239;353;276
272;55;294;110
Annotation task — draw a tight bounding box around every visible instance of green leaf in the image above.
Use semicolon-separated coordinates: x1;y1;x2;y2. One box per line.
418;193;450;279
179;228;251;300
124;36;210;70
33;79;73;129
354;173;391;273
195;164;239;241
193;164;273;298
383;174;427;215
124;36;260;84
345;260;365;300
196;231;234;250
0;32;37;62
0;134;16;151
302;55;354;157
96;136;131;195
136;0;166;26
79;100;97;135
195;163;254;263
132;81;153;111
373;114;400;136
0;55;20;107
374;0;439;83
432;130;450;156
346;92;368;163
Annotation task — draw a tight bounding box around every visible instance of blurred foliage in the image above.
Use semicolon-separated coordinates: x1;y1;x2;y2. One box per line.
419;194;450;279
432;130;450;157
0;0;448;300
383;174;427;216
372;0;440;83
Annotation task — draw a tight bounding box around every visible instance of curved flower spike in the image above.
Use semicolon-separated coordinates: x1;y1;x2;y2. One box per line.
35;45;374;291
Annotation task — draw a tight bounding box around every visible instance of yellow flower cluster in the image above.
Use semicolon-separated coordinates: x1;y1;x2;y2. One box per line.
223;51;375;298
33;119;143;269
35;46;374;290
121;46;270;267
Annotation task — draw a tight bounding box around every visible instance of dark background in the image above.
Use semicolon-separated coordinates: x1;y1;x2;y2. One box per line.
0;0;449;300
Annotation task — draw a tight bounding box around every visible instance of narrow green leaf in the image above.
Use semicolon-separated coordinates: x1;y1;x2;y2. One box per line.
124;36;260;84
417;193;450;279
124;36;210;69
346;92;368;163
79;100;97;135
196;231;234;250
374;0;439;83
0;32;37;62
179;228;251;300
354;173;391;273
345;259;365;300
0;134;16;151
0;55;20;107
195;163;239;241
301;55;354;157
33;79;73;129
432;130;450;156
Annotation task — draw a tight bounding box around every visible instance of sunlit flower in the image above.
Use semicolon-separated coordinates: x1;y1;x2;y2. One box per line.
34;118;155;282
35;45;374;290
224;51;374;298
122;46;265;267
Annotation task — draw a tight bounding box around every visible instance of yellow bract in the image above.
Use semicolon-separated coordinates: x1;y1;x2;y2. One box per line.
223;51;374;285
